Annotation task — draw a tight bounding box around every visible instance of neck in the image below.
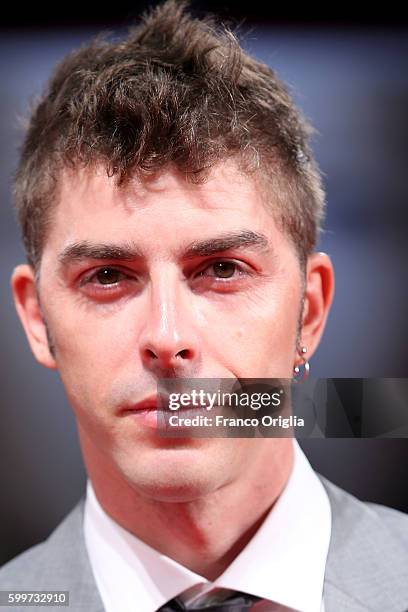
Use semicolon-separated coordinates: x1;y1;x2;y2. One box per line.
82;435;294;580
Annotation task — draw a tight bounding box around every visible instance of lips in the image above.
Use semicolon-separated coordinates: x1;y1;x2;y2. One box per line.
121;395;163;415
120;393;206;431
120;394;210;416
121;394;210;413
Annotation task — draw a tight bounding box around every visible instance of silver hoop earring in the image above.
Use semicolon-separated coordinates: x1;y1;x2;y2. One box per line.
293;346;310;382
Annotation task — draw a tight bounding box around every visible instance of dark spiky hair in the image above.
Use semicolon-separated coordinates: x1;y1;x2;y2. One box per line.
13;0;325;272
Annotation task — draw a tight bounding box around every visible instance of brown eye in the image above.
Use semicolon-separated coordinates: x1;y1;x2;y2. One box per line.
211;262;237;278
95;268;124;285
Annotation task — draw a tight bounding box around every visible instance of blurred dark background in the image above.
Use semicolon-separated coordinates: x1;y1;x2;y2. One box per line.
1;1;408;566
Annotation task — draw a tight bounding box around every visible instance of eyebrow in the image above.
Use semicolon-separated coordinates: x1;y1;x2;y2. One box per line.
58;241;143;266
183;230;269;258
57;230;270;267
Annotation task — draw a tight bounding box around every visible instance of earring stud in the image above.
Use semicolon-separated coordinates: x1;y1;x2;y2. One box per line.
293;346;310;382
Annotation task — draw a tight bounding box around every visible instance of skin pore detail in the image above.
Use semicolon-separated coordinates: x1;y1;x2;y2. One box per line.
11;160;334;579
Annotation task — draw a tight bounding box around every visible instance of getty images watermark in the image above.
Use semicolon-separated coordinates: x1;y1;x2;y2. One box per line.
156;378;408;438
156;379;302;437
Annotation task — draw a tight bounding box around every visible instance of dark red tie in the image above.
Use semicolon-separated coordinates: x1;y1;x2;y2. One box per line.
157;590;262;611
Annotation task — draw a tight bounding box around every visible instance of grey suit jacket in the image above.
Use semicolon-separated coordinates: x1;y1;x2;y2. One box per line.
1;476;408;612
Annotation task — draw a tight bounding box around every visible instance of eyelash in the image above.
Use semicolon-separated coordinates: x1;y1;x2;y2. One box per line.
80;267;131;288
195;260;251;281
80;259;252;290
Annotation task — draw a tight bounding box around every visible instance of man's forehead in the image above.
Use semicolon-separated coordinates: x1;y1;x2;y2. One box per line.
57;160;266;214
47;161;288;263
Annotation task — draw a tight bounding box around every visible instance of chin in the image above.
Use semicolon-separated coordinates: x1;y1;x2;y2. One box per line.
119;443;231;502
135;482;217;503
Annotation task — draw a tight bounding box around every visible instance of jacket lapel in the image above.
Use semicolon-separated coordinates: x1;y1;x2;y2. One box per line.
320;475;408;612
41;496;105;612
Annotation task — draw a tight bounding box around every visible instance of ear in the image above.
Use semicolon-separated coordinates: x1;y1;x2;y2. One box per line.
299;252;335;360
11;264;57;369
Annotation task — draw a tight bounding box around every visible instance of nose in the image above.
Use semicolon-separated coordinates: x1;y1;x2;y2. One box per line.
139;269;200;376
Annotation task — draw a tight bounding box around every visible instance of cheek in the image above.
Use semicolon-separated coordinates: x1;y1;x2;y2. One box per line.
48;297;129;361
44;304;130;414
198;286;301;377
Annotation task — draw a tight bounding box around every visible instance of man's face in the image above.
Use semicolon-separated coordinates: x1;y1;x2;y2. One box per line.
19;162;308;501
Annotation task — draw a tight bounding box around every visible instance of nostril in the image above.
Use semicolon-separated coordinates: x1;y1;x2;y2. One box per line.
144;348;192;361
176;349;191;360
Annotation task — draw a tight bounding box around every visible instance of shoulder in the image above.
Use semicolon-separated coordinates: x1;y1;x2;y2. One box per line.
0;498;84;586
0;497;104;611
321;474;408;546
319;475;408;612
368;500;408;542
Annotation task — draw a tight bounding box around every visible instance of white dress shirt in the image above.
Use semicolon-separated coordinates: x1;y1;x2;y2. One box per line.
84;441;331;612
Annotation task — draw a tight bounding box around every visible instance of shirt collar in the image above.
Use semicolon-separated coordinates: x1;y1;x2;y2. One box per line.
84;441;331;612
215;441;331;612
